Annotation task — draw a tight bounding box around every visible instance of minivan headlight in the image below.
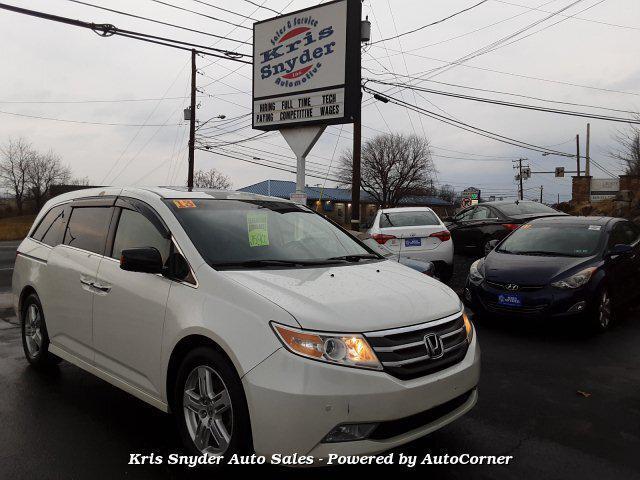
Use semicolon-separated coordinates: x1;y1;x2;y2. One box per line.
463;311;474;344
551;267;596;289
272;323;382;370
468;259;485;285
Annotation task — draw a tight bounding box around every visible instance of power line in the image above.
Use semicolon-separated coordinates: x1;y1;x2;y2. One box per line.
363;68;639;115
364;79;640;124
63;0;251;45
189;0;258;21
370;0;490;45
0;108;181;127
365;48;640;98
241;0;279;14
0;2;251;60
492;0;640;31
0;95;194;104
147;0;252;30
364;85;575;156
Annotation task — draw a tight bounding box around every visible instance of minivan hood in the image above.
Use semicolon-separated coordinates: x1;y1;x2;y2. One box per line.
222;260;461;332
484;251;594;285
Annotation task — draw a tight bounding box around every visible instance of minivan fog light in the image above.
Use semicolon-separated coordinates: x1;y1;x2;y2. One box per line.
272;323;382;370
322;423;378;443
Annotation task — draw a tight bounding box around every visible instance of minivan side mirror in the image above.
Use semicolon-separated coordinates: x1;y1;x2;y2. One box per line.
120;247;164;274
166;252;190;280
607;243;633;259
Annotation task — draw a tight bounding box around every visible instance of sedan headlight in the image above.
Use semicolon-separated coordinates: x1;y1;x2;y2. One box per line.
272;323;382;370
551;267;596;289
468;258;485;285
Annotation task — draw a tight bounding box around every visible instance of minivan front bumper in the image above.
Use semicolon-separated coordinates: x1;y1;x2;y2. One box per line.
241;334;480;459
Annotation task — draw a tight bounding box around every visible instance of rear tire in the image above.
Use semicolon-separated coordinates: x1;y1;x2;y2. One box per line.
174;347;251;460
20;292;60;368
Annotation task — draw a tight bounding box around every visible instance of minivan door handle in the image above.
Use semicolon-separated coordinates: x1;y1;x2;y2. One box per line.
92;282;112;294
80;278;94;290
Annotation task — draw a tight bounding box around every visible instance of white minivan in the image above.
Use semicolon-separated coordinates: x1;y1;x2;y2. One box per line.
13;187;479;460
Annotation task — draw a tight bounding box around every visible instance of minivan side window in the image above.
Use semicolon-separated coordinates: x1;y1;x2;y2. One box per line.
64;207;113;255
31;205;66;247
111;209;171;264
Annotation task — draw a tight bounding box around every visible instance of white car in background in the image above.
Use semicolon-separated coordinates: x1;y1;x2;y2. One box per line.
366;207;454;281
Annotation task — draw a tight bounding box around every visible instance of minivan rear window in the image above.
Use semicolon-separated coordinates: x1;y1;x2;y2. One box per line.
64;207;113;255
32;205;66;247
380;211;440;228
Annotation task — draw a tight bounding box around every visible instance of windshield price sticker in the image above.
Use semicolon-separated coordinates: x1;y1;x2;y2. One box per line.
173;200;196;209
247;212;270;247
588;225;602;231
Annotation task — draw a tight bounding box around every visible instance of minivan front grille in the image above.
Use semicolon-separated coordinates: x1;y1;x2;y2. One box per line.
365;313;469;380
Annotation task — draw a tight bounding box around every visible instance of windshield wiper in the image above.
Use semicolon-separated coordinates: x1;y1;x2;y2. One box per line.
326;254;380;262
211;259;340;269
517;250;579;257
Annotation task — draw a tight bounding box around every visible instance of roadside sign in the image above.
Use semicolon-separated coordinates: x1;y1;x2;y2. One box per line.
555;167;565;178
252;0;360;131
461;197;472;208
590;178;619;202
290;192;308;205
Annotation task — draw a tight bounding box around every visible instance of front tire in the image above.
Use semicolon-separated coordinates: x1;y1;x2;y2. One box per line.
174;347;251;459
21;292;60;368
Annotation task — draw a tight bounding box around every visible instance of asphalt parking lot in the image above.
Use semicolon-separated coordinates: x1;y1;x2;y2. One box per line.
0;246;639;479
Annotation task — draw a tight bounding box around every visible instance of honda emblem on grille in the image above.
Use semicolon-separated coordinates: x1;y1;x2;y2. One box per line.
424;333;444;359
506;284;520;291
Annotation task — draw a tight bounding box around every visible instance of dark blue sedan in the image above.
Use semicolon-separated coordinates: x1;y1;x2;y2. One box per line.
463;216;640;331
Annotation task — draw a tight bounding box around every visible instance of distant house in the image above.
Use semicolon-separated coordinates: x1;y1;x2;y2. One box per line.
238;180;453;228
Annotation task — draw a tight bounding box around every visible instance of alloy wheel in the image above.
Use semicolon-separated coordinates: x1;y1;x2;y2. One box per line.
598;290;612;329
183;365;234;456
24;303;43;358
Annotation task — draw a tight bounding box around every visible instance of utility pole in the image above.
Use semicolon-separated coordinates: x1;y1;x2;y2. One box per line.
517;159;524;200
575;134;581;177
585;123;591;176
350;0;364;230
187;49;197;191
539;185;543;203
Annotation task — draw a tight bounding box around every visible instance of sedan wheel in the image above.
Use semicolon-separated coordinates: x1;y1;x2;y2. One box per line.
597;290;612;331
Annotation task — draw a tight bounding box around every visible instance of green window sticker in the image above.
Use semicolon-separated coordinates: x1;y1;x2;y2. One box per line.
247;212;269;247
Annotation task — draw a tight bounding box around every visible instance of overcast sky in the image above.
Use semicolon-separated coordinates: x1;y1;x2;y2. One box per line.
1;0;638;202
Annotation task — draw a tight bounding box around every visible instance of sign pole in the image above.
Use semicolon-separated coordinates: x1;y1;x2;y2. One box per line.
187;49;196;192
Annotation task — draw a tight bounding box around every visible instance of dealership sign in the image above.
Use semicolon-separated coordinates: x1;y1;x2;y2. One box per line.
252;0;360;131
590;178;619;202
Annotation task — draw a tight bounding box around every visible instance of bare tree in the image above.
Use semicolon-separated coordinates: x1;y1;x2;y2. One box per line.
338;133;436;207
0;137;34;214
193;168;232;189
26;150;71;211
611;115;640;175
437;184;456;203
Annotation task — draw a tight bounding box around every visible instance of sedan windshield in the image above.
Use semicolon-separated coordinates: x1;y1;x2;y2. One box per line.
496;224;603;257
166;199;378;268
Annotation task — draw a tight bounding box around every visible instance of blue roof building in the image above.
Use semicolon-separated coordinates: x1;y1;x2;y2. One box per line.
238;180;453;227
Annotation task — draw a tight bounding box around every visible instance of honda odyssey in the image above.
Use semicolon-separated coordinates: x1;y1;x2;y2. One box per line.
13;187;480;460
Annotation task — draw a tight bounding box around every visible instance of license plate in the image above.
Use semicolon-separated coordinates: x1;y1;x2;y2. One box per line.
405;238;422;247
497;293;522;307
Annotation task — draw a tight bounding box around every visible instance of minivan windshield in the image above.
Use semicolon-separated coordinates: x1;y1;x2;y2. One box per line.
166;199;378;268
496;224;603;257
